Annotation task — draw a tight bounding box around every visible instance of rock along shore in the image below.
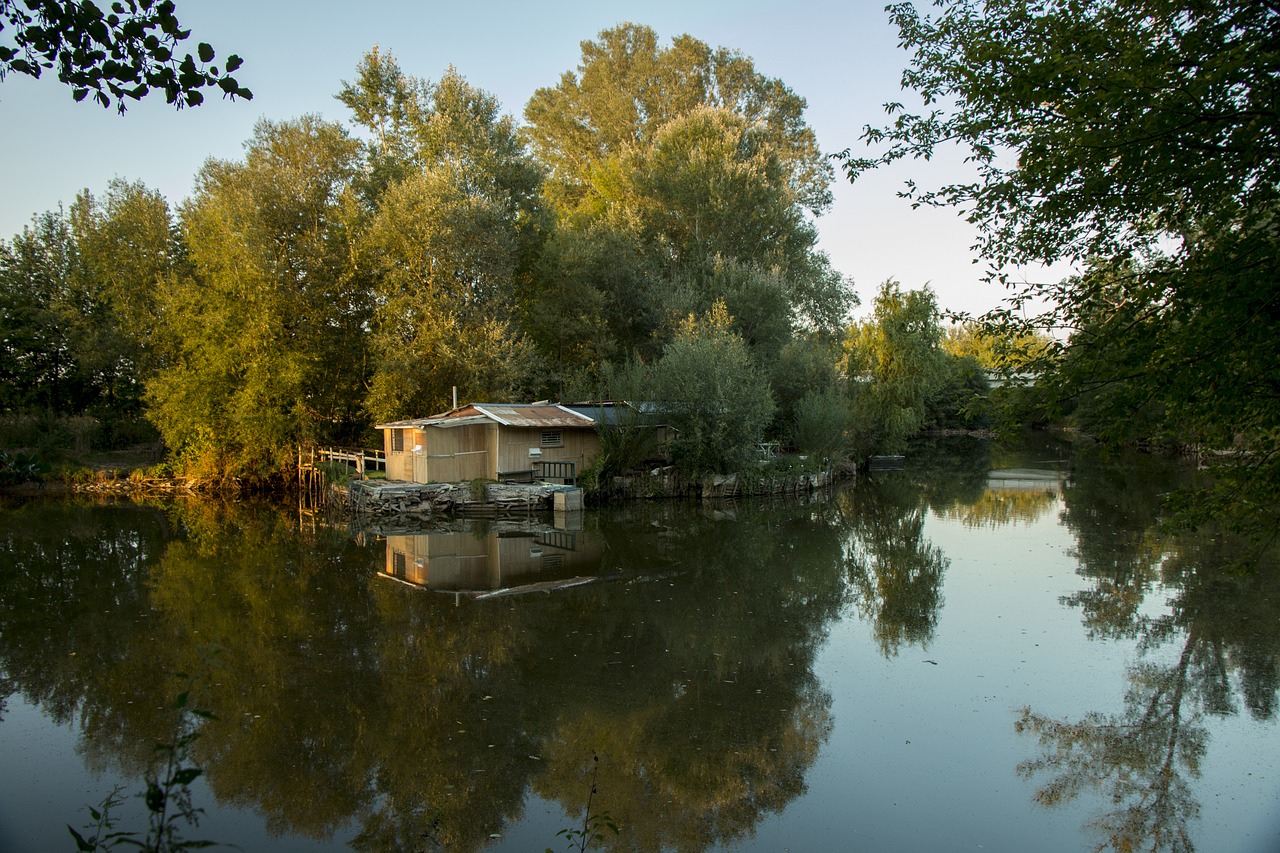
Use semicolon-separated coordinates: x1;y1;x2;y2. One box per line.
344;480;579;517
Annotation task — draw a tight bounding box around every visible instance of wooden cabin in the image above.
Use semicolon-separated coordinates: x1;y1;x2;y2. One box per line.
377;403;601;485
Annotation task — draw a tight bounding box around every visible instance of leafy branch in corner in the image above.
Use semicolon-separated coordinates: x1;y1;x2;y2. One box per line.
0;0;252;111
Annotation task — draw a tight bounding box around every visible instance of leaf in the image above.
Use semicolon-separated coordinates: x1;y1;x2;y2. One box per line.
171;767;203;785
67;825;94;852
197;42;214;63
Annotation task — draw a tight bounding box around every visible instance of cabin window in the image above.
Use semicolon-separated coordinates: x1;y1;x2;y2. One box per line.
391;550;406;577
540;430;563;448
392;429;404;452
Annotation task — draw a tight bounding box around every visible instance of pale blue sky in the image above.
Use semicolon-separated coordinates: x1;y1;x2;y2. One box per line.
0;0;1017;318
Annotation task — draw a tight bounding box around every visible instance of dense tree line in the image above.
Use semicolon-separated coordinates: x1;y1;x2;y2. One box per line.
4;24;911;485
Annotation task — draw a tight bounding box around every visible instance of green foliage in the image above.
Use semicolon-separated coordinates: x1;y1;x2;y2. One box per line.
349;58;548;421
70;179;177;390
0;35;859;487
575;362;661;496
0;181;175;426
467;477;492;501
843;0;1280;535
335;45;427;198
362;166;539;421
0;412;97;457
788;389;851;457
524;23;853;359
69;688;220;851
526;23;831;218
0;449;50;484
0;208;89;415
941;322;1052;372
845;281;947;455
674;259;796;362
923;353;991;431
0;0;252;111
651;301;776;476
146;115;371;483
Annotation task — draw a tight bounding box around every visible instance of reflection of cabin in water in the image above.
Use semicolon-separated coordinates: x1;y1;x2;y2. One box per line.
377;403;600;485
384;527;603;594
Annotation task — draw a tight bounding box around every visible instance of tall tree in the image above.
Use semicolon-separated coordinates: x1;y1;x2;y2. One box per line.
525;24;851;363
0;182;175;433
845;281;947;455
345;59;547;420
649;301;776;477
840;0;1280;534
334;45;427;200
525;23;831;217
0;209;83;413
69;179;176;413
146;116;369;482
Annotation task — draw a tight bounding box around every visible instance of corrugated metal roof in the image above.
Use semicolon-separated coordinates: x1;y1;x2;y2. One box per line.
565;402;669;428
472;403;596;428
378;404;596;431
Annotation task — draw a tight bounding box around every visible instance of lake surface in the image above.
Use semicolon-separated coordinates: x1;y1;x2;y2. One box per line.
1;436;1277;852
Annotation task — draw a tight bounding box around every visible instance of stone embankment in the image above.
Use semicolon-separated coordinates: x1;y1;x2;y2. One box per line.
344;480;581;517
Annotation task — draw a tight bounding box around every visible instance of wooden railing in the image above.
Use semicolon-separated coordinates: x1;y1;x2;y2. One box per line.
313;446;386;477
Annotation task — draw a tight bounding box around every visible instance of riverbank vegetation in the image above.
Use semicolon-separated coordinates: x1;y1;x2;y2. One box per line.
3;10;1276;537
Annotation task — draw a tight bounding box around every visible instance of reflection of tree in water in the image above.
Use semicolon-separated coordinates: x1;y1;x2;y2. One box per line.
1057;448;1183;640
840;474;948;656
523;500;847;851
919;432;1067;529
837;434;1074;657
0;496;853;852
0;499;187;780
1017;647;1206;853
1017;449;1280;853
939;487;1059;529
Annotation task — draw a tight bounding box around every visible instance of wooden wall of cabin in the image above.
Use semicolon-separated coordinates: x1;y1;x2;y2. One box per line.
495;427;600;478
423;424;492;483
385;423;600;483
382;425;495;483
383;427;420;481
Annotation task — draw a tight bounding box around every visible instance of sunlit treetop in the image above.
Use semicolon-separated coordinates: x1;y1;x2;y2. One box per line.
0;0;251;112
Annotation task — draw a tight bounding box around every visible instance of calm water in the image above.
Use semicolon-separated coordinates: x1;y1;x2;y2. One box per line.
1;436;1277;852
